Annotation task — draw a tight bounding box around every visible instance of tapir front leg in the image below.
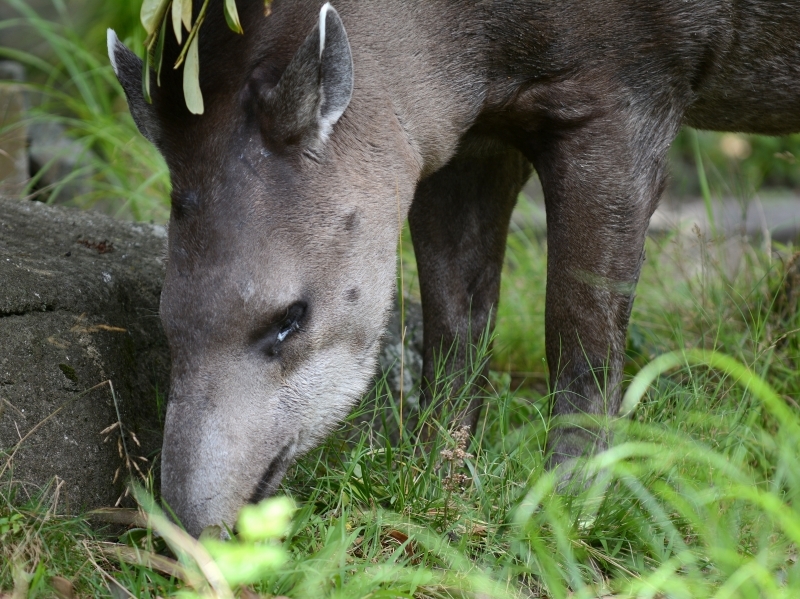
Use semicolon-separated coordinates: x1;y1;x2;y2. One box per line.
409;136;531;430
531;111;678;467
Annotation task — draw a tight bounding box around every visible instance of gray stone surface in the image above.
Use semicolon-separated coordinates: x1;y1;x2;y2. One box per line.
651;192;800;243
0;197;169;512
517;176;800;243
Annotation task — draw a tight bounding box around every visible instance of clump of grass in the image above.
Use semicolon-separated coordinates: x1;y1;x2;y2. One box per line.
0;481;112;597
494;224;547;378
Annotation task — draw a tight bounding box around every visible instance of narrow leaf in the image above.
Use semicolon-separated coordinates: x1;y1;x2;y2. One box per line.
174;0;209;69
155;14;168;86
182;0;193;31
142;50;152;104
141;0;170;36
171;0;183;44
183;32;204;114
223;0;244;34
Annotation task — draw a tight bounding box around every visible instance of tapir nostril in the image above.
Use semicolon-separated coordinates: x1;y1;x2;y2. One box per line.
249;443;294;504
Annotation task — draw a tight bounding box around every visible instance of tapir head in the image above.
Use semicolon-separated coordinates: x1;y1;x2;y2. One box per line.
109;1;417;536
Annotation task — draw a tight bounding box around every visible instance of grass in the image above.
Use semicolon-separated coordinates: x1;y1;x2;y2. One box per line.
2;3;800;598
0;0;170;222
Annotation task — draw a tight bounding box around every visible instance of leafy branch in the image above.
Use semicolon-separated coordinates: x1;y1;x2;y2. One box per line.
139;0;272;114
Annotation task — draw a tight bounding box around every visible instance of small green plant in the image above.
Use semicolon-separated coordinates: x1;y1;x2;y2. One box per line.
126;488;292;598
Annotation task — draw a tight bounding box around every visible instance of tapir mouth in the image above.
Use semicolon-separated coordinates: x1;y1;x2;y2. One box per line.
248;442;295;504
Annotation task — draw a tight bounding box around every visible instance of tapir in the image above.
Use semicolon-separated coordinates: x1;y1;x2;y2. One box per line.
108;0;800;536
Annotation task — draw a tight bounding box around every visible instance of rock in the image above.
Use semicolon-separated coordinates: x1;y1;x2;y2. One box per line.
0;61;25;82
514;185;800;244
651;193;800;243
0;197;423;512
377;298;424;409
0;59;96;204
0;197;169;512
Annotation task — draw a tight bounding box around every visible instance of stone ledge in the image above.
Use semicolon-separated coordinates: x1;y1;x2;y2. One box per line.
0;197;169;511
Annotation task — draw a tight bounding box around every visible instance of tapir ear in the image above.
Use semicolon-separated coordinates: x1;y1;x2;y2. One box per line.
257;3;354;149
107;29;160;145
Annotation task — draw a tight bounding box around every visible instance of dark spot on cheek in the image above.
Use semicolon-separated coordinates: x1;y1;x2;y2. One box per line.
344;287;360;302
344;209;360;232
351;330;368;352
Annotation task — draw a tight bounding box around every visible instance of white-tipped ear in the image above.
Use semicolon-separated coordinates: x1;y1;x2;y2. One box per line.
317;3;354;141
107;29;119;75
107;31;160;146
256;3;353;148
319;2;331;57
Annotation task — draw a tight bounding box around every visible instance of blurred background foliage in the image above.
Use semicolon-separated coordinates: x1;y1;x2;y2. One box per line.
0;0;165;221
672;129;800;196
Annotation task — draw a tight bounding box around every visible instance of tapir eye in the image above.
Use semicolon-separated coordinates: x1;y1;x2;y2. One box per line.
276;311;301;342
252;302;307;357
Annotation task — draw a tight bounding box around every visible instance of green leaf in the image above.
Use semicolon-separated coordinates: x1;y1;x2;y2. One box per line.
182;31;204;114
171;0;185;44
173;0;209;69
223;0;243;34
142;49;152;103
182;0;193;31
155;14;168;86
237;496;295;542
141;0;170;36
201;541;287;586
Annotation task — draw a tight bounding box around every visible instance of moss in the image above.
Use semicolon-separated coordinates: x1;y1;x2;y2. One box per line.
57;363;78;383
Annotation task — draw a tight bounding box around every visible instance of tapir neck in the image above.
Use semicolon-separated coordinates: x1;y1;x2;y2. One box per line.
337;0;490;179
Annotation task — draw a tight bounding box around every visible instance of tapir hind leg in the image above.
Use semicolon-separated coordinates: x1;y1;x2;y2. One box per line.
409;135;532;431
528;110;679;467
